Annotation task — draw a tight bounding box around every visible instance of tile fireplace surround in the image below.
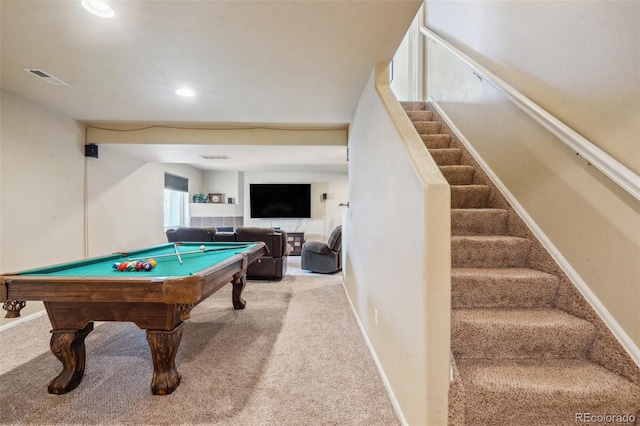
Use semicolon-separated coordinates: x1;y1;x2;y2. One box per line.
190;216;244;228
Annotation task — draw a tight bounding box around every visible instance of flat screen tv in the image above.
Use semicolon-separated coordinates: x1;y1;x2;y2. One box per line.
250;183;311;219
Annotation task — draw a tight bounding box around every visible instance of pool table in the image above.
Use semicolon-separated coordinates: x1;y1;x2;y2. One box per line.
0;241;267;395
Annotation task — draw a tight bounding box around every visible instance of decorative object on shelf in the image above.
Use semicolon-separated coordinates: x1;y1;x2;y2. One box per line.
209;193;224;204
192;193;208;203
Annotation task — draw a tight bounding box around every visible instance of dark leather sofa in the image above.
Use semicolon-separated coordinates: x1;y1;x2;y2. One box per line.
166;226;290;280
166;227;217;243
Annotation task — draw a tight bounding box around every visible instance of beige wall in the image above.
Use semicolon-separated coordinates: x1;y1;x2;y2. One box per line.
345;66;450;425
425;0;640;176
243;171;348;242
86;146;203;256
190;169;348;240
191;170;245;218
203;170;243;205
85;147;347;253
0;91;86;326
86;125;347;147
426;26;640;346
0;94;3;273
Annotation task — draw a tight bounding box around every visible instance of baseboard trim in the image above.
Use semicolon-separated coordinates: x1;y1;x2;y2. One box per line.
340;281;408;426
0;309;46;333
429;98;640;368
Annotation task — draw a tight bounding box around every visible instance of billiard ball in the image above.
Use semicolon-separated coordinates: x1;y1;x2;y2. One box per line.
200;245;205;251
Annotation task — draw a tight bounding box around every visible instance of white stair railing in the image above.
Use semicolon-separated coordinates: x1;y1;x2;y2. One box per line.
420;26;640;202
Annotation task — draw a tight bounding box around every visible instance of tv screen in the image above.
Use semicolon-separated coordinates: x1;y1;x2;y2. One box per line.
250;183;311;218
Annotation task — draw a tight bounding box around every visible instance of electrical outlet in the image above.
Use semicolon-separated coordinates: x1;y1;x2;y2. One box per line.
374;308;378;326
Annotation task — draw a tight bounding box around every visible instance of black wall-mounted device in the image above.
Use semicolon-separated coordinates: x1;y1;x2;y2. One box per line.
85;144;98;158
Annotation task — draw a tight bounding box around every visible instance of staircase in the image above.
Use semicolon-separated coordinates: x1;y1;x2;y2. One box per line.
402;102;640;426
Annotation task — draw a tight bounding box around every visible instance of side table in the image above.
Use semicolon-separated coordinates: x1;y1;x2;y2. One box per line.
287;232;305;256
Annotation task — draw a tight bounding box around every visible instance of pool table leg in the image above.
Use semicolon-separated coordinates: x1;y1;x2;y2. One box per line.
146;323;183;395
48;322;94;394
2;300;26;318
232;268;247;310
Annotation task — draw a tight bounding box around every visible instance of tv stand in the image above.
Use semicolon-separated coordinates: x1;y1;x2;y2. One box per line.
287;232;305;256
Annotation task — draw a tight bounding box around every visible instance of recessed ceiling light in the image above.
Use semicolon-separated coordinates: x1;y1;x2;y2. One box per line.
176;88;195;97
81;0;115;18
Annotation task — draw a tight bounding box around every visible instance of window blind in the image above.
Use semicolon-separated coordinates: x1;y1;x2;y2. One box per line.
164;173;188;193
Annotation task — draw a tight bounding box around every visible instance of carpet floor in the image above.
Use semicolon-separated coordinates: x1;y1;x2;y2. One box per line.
0;258;399;426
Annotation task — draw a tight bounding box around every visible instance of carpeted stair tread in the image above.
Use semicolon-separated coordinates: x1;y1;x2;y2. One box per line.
452;308;595;359
429;148;462;165
452;235;531;268
451;185;490;208
421;134;451;149
452;267;559;308
451;208;509;235
457;358;640;425
440;165;475;185
400;101;427;111
413;121;442;134
406;111;434;121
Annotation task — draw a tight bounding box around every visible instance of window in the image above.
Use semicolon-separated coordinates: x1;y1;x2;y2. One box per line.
164;173;189;228
163;189;188;228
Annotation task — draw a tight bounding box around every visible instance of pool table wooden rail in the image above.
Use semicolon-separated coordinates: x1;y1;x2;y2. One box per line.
0;243;266;309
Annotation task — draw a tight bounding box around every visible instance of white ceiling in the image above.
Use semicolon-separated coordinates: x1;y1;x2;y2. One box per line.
1;0;421;171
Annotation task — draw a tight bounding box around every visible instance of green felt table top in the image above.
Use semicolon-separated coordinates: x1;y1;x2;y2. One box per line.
18;242;258;278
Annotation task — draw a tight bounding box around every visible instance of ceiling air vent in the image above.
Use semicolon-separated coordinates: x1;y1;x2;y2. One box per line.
23;69;69;86
200;155;231;160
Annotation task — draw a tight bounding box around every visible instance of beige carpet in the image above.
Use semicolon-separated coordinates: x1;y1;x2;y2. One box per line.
0;258;399;425
403;101;640;426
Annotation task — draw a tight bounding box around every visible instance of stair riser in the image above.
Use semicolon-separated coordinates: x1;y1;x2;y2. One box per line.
452;238;531;268
451;186;490;209
441;166;475;185
452;209;509;235
429;149;462;165
452;278;558;308
452;315;595;359
421;134;451;149
407;111;434;121
400;101;427;111
458;360;640;426
464;396;640;426
413;121;442;134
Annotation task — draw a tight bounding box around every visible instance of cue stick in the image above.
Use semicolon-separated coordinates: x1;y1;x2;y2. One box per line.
126;245;252;262
173;243;183;265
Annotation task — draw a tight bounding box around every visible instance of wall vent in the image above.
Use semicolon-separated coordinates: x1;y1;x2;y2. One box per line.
200;155;231;160
23;69;69;86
